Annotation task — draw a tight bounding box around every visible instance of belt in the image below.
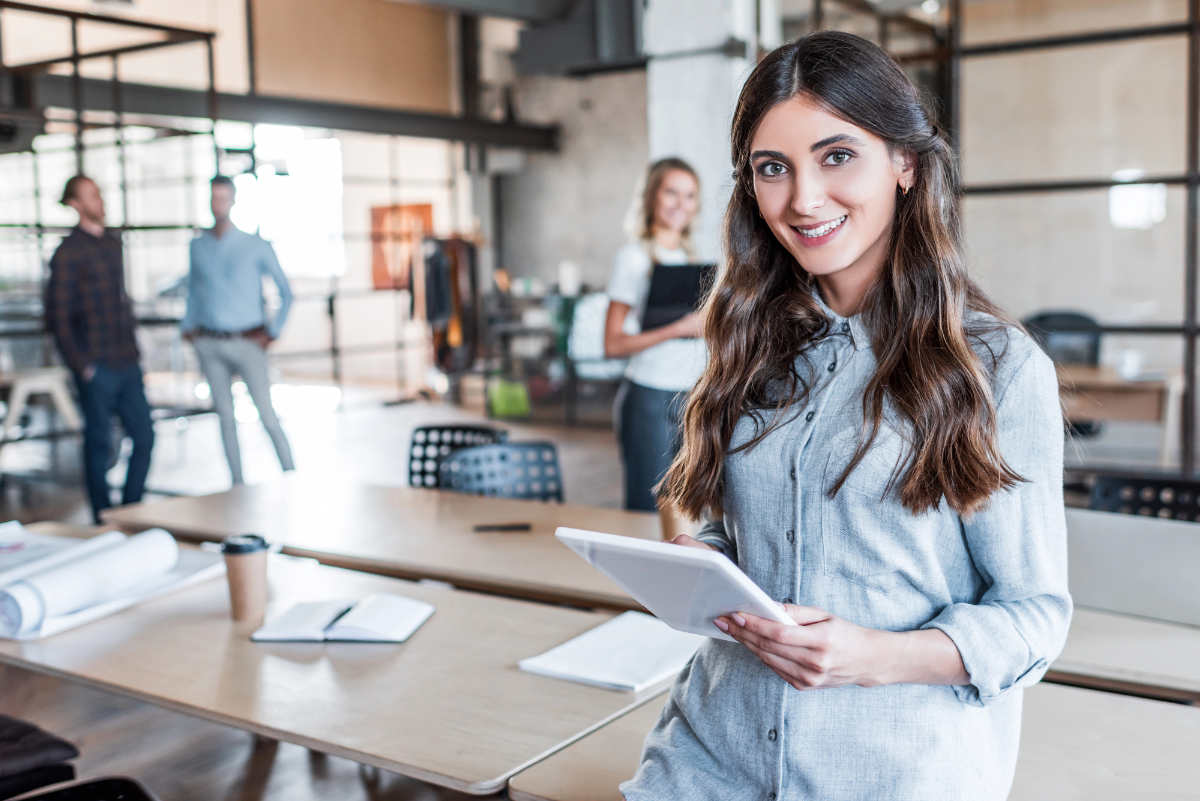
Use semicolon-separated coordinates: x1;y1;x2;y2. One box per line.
196;326;266;340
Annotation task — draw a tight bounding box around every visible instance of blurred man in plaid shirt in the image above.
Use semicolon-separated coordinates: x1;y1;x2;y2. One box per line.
45;175;154;523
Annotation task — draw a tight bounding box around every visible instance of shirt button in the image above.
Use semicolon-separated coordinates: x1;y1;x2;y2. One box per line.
841;321;850;333
785;529;794;543
805;411;815;422
789;467;796;481
783;596;793;604
827;361;836;372
767;728;778;741
768;794;777;801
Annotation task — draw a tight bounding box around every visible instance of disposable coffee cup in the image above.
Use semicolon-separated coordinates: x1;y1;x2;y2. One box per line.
221;534;269;622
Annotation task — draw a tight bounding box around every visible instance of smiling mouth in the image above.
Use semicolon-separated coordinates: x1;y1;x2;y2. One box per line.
793;215;847;238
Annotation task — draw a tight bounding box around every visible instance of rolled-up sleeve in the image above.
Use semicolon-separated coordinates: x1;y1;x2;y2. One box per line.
694;515;738;562
921;346;1072;706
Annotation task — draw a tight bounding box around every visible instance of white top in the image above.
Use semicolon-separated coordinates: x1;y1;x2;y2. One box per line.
605;242;707;392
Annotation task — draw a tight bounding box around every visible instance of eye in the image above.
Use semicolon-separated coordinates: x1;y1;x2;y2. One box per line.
823;149;855;167
755;161;787;179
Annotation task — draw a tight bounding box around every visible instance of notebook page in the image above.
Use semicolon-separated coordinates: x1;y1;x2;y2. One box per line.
252;599;354;642
519;611;703;692
324;593;435;642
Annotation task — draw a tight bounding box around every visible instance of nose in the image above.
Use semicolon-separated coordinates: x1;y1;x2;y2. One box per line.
790;168;826;216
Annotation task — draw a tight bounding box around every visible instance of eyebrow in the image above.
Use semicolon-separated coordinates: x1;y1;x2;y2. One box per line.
750;134;865;162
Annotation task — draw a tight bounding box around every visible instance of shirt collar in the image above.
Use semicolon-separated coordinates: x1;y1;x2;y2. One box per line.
810;285;869;351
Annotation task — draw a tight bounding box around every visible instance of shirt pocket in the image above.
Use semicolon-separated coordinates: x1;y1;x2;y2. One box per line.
819;426;935;594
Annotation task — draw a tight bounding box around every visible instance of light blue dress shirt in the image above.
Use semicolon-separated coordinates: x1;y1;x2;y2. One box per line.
621;293;1072;801
181;228;293;339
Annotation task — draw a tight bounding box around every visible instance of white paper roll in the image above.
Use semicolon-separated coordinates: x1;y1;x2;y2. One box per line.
0;529;178;637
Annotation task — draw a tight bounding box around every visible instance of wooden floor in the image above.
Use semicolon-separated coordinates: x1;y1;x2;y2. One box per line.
3;664;485;801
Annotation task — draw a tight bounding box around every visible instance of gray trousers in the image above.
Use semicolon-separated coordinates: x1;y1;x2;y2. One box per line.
193;337;295;485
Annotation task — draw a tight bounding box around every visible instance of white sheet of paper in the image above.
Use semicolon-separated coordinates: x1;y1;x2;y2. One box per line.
326;593;435;642
252;599;355;642
556;527;796;642
0;522;127;587
519;610;703;692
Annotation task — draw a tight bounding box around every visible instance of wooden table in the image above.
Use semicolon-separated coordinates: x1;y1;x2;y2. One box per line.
1056;365;1182;465
102;474;658;610
508;682;1200;801
1049;606;1200;704
0;525;662;795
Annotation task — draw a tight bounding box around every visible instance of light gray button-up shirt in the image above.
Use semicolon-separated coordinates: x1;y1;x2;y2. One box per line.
621;296;1072;801
181;228;293;339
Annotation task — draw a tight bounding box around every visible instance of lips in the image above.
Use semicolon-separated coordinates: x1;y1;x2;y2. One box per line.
790;214;847;247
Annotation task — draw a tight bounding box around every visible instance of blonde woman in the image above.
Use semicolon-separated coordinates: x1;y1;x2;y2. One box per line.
604;158;705;536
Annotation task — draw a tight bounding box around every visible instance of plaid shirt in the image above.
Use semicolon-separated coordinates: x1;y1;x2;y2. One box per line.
44;227;140;374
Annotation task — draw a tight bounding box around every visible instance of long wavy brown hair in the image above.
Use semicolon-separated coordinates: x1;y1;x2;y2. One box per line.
660;31;1022;520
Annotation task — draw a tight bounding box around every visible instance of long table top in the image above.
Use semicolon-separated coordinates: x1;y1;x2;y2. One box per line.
102;484;1200;702
1050;606;1200;703
0;524;661;795
102;474;659;610
508;682;1200;801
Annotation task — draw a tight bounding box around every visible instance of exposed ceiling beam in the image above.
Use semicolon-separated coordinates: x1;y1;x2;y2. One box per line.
29;74;559;150
385;0;574;23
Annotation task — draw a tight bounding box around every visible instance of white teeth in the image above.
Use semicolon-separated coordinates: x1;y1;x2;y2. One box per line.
798;215;846;238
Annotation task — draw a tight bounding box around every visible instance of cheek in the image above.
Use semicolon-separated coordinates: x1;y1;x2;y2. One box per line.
753;183;790;225
832;170;895;221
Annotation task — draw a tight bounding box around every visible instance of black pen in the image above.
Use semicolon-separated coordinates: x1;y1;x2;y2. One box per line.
473;522;533;532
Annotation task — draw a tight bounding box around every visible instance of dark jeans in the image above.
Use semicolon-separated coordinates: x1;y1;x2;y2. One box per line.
74;363;154;524
614;380;685;512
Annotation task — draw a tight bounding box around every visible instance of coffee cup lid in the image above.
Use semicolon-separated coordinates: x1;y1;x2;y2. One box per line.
221;533;269;554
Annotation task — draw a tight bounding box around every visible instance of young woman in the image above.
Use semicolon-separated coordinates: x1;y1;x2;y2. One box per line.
605;158;705;535
622;32;1071;801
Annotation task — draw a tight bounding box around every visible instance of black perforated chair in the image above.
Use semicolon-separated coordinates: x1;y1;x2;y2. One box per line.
0;715;77;801
408;424;507;489
438;441;564;502
16;777;159;800
1089;474;1200;521
1023;310;1103;438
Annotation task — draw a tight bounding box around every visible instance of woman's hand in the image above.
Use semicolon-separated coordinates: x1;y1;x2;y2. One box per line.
668;311;703;339
669;533;717;551
715;606;895;690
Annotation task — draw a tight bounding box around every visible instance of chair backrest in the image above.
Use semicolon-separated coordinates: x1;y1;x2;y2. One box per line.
409;424;507;489
1022;310;1101;366
17;777;159;801
1089;474;1200;521
566;292;627;381
438;441;564;502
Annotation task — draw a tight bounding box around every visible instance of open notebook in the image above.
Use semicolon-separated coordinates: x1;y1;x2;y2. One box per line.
519;611;704;693
252;594;435;643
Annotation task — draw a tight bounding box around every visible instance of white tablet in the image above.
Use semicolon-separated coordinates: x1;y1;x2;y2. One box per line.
556;527;795;641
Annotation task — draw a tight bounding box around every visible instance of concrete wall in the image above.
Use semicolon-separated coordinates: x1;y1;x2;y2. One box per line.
959;0;1188;370
497;69;649;291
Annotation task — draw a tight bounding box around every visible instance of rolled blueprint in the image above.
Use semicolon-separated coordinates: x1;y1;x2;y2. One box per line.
0;529;178;637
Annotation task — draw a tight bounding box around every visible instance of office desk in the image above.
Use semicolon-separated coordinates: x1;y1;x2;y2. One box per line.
0;525;661;795
507;682;1200;801
1057;365;1182;465
1049;606;1200;704
102;474;658;610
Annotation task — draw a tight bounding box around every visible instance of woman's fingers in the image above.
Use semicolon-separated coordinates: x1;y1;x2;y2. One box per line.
718;615;828;673
730;612;832;653
741;640;823;690
670;534;717;551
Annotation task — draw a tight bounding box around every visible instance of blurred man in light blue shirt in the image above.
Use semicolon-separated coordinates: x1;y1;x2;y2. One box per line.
182;175;295;485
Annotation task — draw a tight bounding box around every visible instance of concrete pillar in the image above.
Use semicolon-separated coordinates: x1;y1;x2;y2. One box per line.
642;0;781;261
